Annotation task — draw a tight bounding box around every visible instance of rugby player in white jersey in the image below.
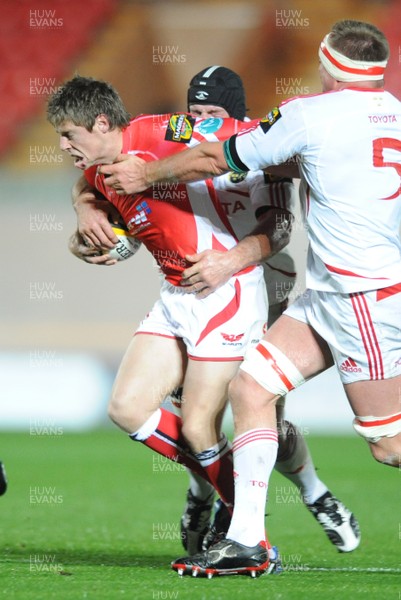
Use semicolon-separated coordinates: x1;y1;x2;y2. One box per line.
72;67;360;563
99;20;401;577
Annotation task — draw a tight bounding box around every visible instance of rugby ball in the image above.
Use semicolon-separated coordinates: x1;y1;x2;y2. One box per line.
105;222;142;261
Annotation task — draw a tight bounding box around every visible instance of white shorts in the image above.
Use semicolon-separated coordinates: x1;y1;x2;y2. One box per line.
284;284;401;384
136;266;268;361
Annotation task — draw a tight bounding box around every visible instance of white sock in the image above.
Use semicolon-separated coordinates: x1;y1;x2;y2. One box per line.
130;409;161;440
227;428;278;547
275;423;327;504
186;469;215;501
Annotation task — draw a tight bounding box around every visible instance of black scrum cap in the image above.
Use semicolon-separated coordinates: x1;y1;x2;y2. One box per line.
187;65;246;120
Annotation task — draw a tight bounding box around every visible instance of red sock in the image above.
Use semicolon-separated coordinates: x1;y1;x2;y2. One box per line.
130;408;213;484
194;435;234;511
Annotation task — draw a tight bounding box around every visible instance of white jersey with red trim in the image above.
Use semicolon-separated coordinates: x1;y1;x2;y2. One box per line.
227;88;401;293
210;170;297;305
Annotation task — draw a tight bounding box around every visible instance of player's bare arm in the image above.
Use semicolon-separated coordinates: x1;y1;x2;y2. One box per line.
72;175;119;249
181;207;293;298
99;141;228;195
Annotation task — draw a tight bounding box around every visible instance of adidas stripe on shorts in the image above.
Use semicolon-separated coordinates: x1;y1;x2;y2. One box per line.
284;284;401;384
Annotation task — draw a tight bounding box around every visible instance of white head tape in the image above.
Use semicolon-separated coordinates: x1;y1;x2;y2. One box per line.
318;33;387;82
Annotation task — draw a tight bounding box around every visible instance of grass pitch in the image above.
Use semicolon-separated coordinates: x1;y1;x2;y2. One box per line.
0;430;400;600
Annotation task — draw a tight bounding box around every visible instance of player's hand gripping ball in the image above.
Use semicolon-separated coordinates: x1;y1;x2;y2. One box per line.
105;220;142;261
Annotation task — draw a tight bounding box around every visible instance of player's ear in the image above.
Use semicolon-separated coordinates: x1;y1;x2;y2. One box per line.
95;114;111;133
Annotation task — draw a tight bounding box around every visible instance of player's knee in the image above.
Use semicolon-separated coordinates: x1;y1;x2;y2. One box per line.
368;440;401;468
108;389;142;431
229;369;277;416
107;394;126;427
228;369;254;407
353;413;401;467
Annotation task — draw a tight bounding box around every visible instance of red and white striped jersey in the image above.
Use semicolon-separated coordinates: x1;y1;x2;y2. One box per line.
85;113;296;294
85;114;247;285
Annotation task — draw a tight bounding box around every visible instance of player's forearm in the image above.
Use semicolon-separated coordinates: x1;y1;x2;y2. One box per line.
228;235;272;274
71;176;109;217
228;211;292;274
72;176;97;212
144;141;228;186
71;176;118;247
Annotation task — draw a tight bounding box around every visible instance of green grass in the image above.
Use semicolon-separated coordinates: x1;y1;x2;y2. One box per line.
0;431;400;600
